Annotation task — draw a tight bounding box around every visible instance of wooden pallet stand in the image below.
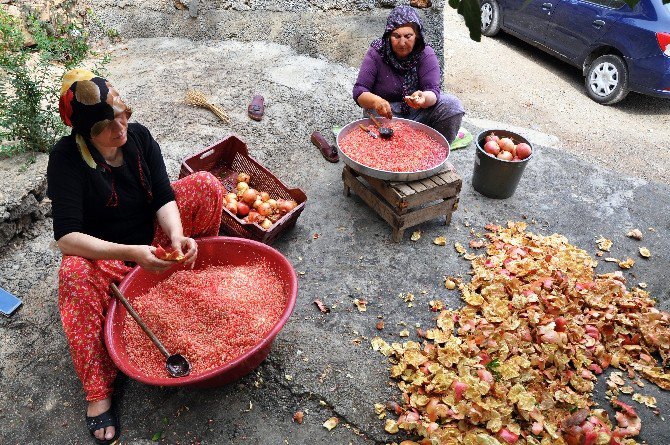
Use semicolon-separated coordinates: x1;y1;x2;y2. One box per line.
342;164;462;242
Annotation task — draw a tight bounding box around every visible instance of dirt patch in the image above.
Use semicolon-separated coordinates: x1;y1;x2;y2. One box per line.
443;10;670;185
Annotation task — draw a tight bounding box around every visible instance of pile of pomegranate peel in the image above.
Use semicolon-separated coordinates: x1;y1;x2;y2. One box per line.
373;222;670;445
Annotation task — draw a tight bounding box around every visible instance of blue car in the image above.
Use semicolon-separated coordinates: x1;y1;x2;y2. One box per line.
479;0;670;104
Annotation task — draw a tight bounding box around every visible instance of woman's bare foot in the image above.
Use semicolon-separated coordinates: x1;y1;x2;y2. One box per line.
87;398;115;441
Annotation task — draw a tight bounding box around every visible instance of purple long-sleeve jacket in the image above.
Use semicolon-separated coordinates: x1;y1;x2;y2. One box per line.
352;46;441;105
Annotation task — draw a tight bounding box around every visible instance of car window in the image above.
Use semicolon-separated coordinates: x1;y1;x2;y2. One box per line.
609;0;626;8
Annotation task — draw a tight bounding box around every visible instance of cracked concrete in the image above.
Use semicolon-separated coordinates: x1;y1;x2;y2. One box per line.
1;2;670;445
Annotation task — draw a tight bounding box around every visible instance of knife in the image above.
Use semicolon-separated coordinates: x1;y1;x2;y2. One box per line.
358;123;378;139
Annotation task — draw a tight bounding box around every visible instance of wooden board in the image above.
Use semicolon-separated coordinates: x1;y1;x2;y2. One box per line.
343;166;461;242
347;166;462;212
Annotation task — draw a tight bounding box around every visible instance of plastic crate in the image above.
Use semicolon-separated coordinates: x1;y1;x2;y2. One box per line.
179;134;307;245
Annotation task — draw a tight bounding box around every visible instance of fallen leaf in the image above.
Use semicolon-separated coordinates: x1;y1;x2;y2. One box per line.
353;298;368;312
429;300;444;312
596;236;613;251
639;247;651;258
454;242;466;254
627;229;643;240
313;233;320;240
444;278;456;290
632;393;657;408
618;257;635;269
433;236;446;246
376;320;385;330
411;230;421;241
469;239;485;249
323;416;339;431
384;419;399;434
293;411;304;424
399;329;410;337
374;403;387;419
313;299;330;313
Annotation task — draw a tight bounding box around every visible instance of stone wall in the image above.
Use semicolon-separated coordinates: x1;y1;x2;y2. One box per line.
90;0;445;70
0;153;51;247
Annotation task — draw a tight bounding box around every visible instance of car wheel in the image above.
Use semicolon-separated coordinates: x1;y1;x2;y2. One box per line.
584;54;629;105
480;0;501;37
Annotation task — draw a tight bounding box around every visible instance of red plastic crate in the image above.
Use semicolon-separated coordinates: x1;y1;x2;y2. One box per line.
179;134;307;245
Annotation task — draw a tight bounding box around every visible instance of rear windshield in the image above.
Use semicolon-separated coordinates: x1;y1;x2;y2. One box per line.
650;0;670;17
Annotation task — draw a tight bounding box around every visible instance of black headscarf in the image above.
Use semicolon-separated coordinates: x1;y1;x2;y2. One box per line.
371;6;428;114
59;70;153;207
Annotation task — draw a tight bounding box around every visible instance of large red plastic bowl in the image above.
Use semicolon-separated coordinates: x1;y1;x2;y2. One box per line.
104;236;297;388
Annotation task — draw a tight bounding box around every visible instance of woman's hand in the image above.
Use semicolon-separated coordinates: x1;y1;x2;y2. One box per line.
133;245;173;273
373;98;393;119
171;235;198;267
405;91;426;109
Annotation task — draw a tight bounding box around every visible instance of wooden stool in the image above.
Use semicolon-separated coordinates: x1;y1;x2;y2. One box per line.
342;164;462;242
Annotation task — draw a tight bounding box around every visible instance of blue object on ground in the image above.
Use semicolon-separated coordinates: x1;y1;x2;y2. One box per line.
0;287;22;316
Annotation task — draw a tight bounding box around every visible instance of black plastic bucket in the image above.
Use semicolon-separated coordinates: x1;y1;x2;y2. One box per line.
472;129;534;199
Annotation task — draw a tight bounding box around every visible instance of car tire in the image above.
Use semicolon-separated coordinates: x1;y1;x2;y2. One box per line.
480;0;501;37
584;54;629;105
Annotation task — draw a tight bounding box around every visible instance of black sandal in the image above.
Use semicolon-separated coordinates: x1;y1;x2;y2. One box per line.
86;407;120;445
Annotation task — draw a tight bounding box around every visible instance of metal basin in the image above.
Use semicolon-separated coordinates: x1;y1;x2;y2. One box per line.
336;118;450;182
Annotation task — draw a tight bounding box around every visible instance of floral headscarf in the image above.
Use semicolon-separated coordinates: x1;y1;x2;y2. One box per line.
371;6;428;114
58;69;152;207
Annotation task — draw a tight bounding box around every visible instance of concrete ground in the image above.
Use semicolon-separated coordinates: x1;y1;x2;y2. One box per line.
1;4;669;445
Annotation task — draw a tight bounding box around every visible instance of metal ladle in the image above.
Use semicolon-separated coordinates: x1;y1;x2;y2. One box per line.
366;111;394;139
110;283;191;378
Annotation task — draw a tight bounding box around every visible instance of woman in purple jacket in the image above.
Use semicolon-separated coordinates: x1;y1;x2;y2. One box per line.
353;5;465;143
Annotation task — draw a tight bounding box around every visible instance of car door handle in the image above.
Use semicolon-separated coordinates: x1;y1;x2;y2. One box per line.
542;2;553;9
593;19;605;28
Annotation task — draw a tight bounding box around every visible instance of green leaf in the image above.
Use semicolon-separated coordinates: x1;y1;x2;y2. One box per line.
449;0;482;42
151;430;163;441
485;358;500;370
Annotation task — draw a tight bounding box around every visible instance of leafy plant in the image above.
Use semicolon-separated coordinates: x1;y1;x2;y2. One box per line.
485;357;502;381
0;3;108;157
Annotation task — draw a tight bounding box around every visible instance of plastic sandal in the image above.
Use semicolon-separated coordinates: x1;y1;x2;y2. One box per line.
247;94;264;121
86;407;120;445
450;127;473;150
311;131;339;163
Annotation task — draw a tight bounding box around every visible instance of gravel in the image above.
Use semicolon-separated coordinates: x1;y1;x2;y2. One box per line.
443;9;670;185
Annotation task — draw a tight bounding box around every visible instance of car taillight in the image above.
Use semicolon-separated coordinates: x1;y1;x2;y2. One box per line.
657;32;670;56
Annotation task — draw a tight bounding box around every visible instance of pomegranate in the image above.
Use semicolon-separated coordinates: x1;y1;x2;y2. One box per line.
225;201;237;214
258;202;273;217
237;172;251;184
483;141;501;156
485;133;500;143
236;181;249;193
516;142;532;160
497;151;513;161
499;137;515;153
241;188;258;205
236;202;250;217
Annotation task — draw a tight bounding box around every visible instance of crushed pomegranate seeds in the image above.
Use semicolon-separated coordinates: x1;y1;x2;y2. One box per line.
123;262;287;377
339;121;447;172
373;222;670;445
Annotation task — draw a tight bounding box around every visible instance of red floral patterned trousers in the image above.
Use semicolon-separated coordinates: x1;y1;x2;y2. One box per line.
58;172;224;401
